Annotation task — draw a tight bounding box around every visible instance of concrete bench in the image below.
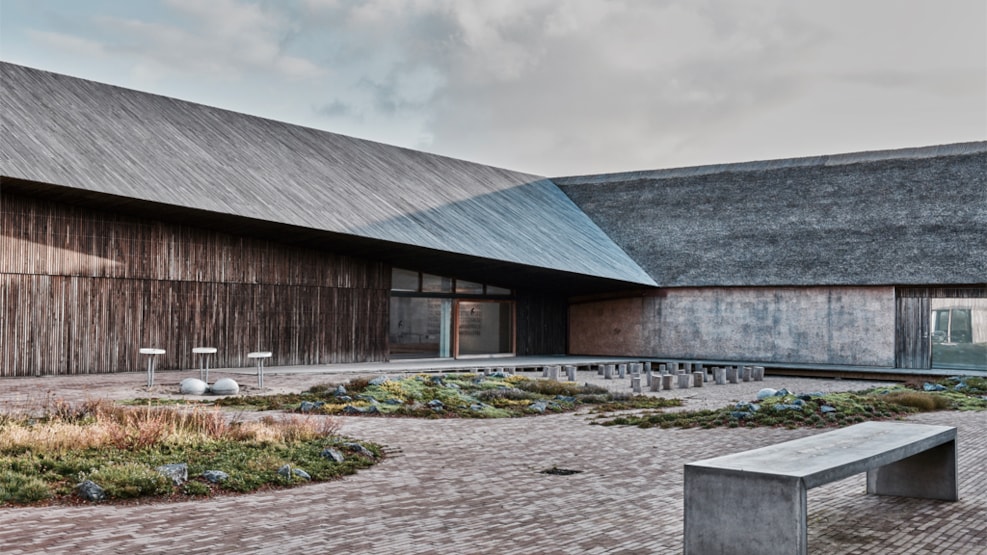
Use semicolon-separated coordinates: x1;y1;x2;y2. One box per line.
684;421;958;555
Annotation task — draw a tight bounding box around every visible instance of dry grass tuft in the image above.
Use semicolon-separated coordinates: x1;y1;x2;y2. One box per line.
883;391;951;412
0;399;341;453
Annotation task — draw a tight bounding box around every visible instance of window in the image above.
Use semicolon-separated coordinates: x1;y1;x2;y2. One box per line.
930;300;986;370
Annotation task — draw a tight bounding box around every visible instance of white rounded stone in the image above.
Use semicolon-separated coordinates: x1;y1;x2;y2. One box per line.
179;378;208;395
211;377;240;395
756;388;777;400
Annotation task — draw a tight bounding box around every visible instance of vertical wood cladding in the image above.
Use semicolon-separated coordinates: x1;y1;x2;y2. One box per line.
515;290;567;355
1;192;388;376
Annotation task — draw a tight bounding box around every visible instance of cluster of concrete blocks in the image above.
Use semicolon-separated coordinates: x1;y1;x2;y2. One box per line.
534;362;766;393
463;363;766;394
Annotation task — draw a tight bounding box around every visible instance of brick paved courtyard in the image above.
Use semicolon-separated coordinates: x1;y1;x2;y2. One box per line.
0;370;984;554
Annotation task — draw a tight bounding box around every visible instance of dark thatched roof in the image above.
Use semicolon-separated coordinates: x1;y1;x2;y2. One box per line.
0;62;654;291
553;143;987;287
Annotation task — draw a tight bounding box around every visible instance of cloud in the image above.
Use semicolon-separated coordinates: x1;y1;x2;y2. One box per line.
26;29;107;57
11;0;984;175
26;0;325;81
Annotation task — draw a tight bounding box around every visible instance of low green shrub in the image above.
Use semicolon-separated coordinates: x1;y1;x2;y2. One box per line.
0;469;52;504
86;462;173;499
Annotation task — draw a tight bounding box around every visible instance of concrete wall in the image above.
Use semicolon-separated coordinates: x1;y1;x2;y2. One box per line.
569;286;896;367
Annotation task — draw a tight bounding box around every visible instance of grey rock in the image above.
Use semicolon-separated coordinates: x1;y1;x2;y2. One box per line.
384;398;402;405
427;399;444;411
774;388;790;397
820;405;837;413
757;388;777;400
369;376;389;386
923;382;946;391
277;464;293;478
528;400;548;413
292;468;311;481
343;404;379;414
156;463;188;486
320;448;345;463
76;480;105;502
202;470;229;483
299;401;325;412
343;442;376;459
333;385;347;396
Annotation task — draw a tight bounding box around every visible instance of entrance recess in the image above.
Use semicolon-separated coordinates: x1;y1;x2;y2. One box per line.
389;269;514;360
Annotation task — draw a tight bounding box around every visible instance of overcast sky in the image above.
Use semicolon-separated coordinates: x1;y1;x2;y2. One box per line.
2;0;984;176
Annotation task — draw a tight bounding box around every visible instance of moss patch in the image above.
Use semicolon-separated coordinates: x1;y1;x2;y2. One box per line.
594;377;987;430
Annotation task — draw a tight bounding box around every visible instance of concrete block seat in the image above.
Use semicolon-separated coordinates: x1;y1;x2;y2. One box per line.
684;421;958;555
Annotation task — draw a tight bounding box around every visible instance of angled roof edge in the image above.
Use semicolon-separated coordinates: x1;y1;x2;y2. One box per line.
0;62;654;287
552;141;987;184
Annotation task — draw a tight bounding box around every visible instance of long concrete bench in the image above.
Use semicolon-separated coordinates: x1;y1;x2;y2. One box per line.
683;421;958;555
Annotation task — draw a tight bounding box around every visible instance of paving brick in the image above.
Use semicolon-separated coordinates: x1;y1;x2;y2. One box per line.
0;370;983;554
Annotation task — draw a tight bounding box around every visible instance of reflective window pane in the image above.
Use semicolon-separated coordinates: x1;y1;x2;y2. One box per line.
391;268;419;292
389;297;452;358
422;273;453;293
458;301;513;356
456;280;484;294
931;298;987;370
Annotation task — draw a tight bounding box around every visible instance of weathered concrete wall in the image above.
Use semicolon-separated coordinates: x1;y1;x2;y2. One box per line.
569;286;896;367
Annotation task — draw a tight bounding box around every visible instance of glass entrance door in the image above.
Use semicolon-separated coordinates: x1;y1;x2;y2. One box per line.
389;297;452;359
456;301;514;357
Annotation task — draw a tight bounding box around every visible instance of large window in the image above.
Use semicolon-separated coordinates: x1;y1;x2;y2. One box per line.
389;269;514;359
931;299;986;370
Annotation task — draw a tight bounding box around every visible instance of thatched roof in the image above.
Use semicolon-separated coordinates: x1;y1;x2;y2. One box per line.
554;143;987;287
0;62;654;291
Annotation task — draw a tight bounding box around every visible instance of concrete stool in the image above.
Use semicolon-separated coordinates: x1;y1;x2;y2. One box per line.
692;371;704;387
631;375;642;393
247;351;272;388
714;367;727;385
565;365;577;381
649;376;661;392
547;366;560;380
618;364;627;379
726;366;739;384
193;347;217;382
661;374;674;390
604;364;615;380
677;373;691;389
742;366;753;382
754;366;765;381
140;348;166;387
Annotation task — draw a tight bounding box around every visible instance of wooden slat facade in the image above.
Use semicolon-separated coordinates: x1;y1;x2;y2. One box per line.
1;192;389;376
515;291;568;356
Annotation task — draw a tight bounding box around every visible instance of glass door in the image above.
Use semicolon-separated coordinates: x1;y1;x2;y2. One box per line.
389;297;452;359
456;301;514;357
